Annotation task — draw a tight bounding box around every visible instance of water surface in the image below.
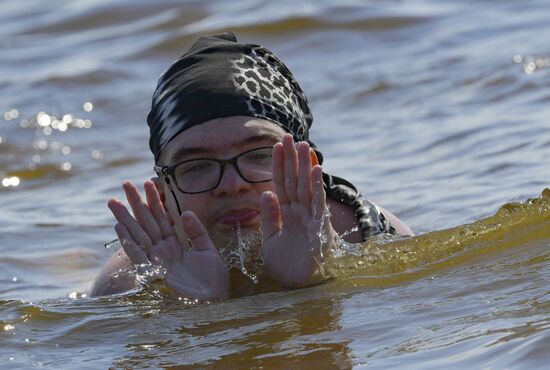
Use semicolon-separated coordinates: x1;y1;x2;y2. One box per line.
1;0;549;368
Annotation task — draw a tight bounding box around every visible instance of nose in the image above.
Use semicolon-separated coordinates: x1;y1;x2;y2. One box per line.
212;162;251;196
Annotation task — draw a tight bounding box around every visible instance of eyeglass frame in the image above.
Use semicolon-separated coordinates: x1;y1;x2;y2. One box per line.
153;145;275;196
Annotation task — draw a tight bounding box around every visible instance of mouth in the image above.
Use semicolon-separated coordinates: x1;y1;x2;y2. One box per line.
217;208;260;226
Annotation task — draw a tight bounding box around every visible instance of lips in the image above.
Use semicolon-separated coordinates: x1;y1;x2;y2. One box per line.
217;208;260;226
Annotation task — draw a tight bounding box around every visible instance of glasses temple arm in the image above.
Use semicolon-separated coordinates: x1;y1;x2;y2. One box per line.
156;167;183;216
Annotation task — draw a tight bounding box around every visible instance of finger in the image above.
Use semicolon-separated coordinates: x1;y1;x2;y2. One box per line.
297;142;312;207
151;177;170;213
108;198;153;249
260;191;282;240
311;165;327;220
180;211;217;252
272;142;290;205
114;223;149;265
282;134;299;202
144;180;174;238
123;181;162;244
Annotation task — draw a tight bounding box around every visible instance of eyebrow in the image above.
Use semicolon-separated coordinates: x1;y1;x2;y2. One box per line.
165;132;282;164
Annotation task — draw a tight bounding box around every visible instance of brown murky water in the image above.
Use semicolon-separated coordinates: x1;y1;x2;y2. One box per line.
1;0;549;368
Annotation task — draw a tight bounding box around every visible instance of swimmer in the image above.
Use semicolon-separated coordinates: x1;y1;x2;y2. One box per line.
90;32;412;299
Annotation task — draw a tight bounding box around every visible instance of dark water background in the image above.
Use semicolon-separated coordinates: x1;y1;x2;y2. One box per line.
1;0;549;368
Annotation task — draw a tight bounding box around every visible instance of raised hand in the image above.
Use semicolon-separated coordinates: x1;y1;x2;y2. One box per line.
260;134;336;287
108;181;229;300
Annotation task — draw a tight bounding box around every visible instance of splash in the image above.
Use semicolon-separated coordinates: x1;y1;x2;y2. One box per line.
325;189;550;284
104;239;120;249
235;222;260;283
314;206;333;259
110;260;168;292
217;224;264;284
105;238;168;288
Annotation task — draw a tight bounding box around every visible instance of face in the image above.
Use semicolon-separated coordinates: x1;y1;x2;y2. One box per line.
157;115;286;256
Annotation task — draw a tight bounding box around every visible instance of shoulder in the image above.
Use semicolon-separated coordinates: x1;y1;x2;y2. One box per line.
327;197;363;243
378;207;414;236
323;172;413;240
89;248;139;297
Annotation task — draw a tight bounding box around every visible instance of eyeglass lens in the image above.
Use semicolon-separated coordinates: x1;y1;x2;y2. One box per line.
173;147;274;193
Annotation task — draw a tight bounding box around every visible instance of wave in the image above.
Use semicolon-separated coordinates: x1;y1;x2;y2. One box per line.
327;188;550;284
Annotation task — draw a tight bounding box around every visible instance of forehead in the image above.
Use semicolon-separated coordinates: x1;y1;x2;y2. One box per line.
159;116;287;164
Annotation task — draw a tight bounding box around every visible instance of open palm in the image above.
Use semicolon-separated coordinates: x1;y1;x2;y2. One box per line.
108;181;229;300
260;135;336;287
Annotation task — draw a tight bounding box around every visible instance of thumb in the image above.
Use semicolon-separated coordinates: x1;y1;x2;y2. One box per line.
180;211;217;252
260;191;282;240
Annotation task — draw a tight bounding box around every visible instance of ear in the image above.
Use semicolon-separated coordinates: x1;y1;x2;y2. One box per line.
309;148;319;166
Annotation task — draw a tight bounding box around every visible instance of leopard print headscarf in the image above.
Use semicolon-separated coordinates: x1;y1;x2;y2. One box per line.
147;32;316;163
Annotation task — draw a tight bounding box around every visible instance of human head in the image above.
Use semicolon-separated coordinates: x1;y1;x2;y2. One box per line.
147;33;321;267
147;31;320;165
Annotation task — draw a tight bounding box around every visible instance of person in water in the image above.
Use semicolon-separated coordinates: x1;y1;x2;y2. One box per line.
90;32;412;299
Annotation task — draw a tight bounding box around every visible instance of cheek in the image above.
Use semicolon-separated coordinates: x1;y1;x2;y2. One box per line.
257;181;275;193
176;194;210;220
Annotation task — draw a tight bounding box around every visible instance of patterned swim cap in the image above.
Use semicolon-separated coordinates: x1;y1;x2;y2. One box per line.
147;32;315;162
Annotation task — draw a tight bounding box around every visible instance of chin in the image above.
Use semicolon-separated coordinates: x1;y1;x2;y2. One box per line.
215;219;261;232
211;223;263;247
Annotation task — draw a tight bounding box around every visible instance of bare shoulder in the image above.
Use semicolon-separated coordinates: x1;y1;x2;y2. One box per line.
89;248;139;297
378;207;413;236
327;198;413;240
327;197;363;243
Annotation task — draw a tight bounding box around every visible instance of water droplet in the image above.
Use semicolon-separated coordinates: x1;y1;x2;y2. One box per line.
62;114;73;124
61;146;71;155
83;102;93;112
524;62;536;74
3;109;19;120
104;239;120;249
37;112;51;127
35;139;48;150
513;54;522;63
91;150;103;160
60;162;72;171
2;176;20;187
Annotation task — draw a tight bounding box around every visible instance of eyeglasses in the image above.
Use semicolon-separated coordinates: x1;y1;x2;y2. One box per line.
154;146;274;194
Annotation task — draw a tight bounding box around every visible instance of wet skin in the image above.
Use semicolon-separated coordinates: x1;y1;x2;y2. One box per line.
90;116;410;298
